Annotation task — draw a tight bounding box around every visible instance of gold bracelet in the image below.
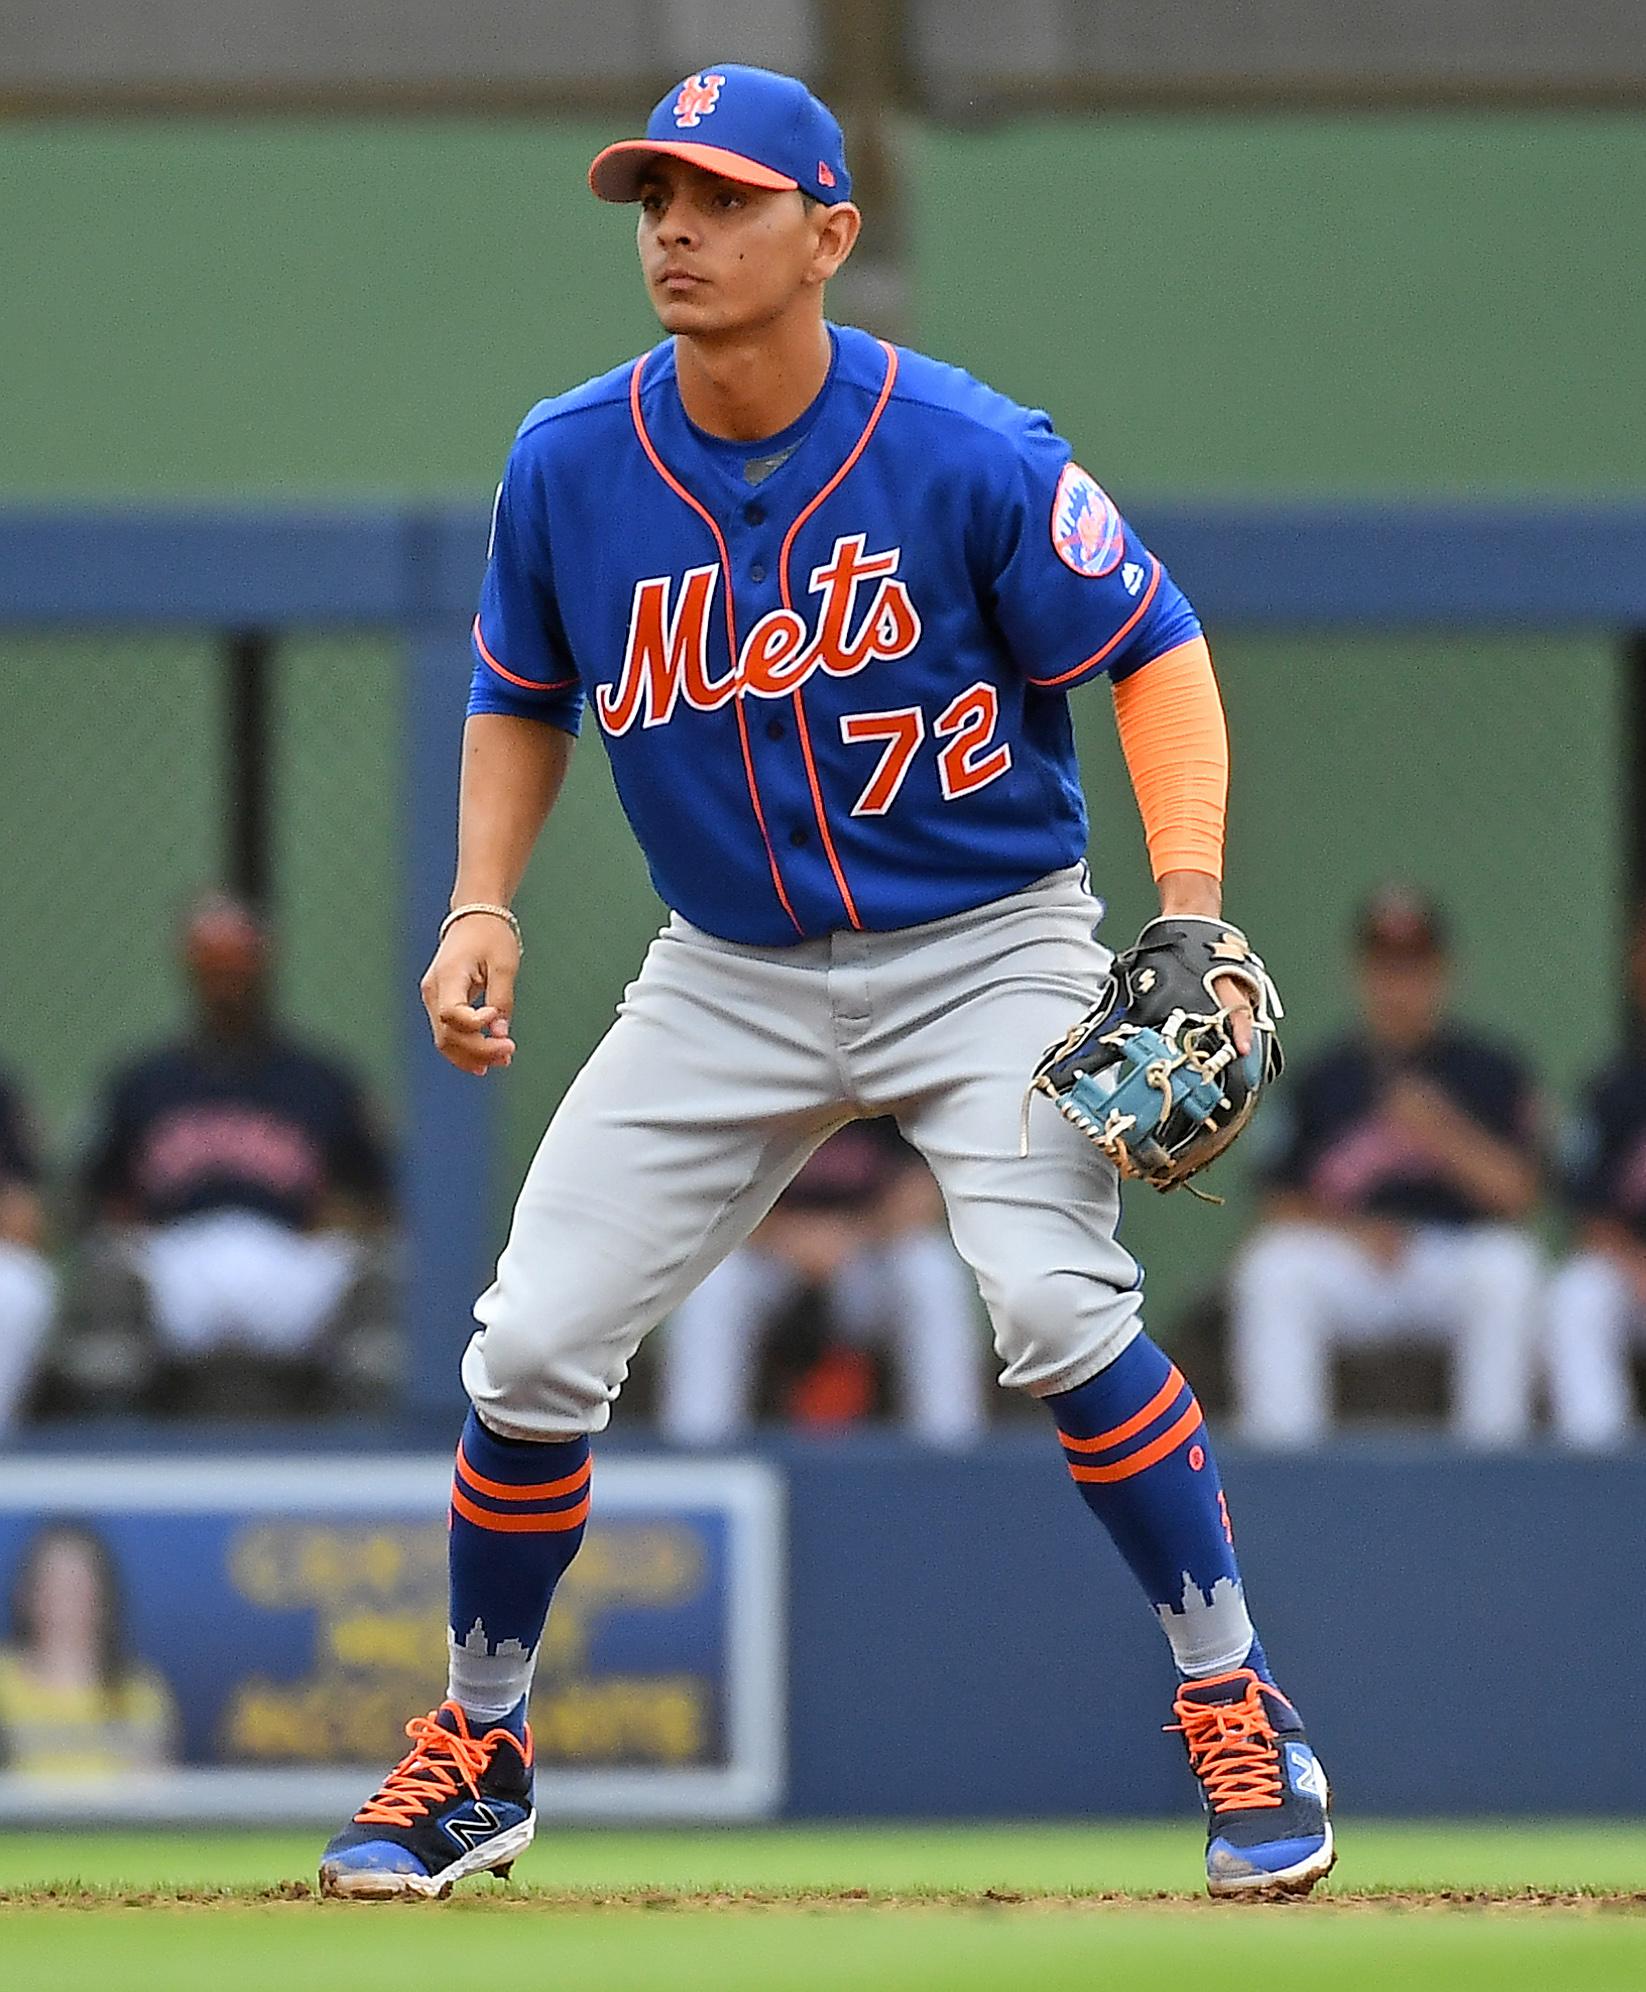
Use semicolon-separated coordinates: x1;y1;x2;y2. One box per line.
439;902;523;956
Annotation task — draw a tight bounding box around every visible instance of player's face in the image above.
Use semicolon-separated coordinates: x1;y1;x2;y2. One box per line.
635;159;856;337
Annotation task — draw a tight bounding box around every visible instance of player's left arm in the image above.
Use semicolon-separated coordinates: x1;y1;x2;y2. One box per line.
1026;642;1285;1193
1108;635;1255;1053
981;422;1256;1034
994;427;1284;1188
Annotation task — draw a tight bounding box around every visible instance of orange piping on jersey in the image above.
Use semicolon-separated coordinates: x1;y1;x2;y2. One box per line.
1057;1364;1187;1453
776;339;900;932
1067;1398;1204;1483
789;688;859;925
455;1441;592;1504
450;1481;592;1533
473;615;579;693
628;355;804;938
1110;634;1228;882
777;340;899;583
1025;555;1162;689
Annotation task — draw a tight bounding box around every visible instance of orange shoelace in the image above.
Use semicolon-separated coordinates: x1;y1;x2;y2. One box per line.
354;1710;493;1828
1167;1676;1285;1812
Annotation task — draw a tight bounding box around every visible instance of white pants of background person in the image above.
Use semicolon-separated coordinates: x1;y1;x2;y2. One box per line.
0;1242;57;1429
661;1226;984;1446
1230;1220;1541;1447
125;1212;361;1358
1544;1251;1646;1449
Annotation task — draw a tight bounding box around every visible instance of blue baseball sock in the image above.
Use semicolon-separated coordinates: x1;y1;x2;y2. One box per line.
1046;1333;1272;1682
446;1408;591;1730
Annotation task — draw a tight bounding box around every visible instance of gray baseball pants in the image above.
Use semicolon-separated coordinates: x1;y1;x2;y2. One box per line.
462;863;1144;1438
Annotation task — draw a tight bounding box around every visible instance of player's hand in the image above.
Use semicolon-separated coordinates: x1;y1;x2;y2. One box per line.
1211;973;1254;1057
420;915;519;1076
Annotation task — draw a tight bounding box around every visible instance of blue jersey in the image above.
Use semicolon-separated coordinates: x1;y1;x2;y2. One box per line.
469;323;1200;945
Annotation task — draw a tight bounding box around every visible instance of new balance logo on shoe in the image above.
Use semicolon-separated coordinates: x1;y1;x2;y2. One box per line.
1285;1742;1328;1805
443;1802;507;1852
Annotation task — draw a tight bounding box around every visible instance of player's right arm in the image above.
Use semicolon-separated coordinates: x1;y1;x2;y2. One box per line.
424;427;584;1077
421;715;573;1075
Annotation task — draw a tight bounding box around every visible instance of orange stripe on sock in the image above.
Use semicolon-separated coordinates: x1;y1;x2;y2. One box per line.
1057;1365;1187;1454
1068;1398;1204;1483
450;1482;592;1534
454;1441;591;1503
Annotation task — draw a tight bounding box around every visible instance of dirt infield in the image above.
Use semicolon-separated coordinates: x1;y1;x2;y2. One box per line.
8;1880;1646;1914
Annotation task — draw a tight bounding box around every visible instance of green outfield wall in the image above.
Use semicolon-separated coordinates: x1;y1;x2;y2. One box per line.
2;112;1637;1343
3;113;1641;497
907;115;1646;498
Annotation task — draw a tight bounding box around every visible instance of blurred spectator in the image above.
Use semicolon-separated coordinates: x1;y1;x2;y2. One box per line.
0;1521;178;1778
45;892;396;1418
1230;887;1541;1446
661;1117;983;1445
1545;900;1646;1448
0;1068;55;1432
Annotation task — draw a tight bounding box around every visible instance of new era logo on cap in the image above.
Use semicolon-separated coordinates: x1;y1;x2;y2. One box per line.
589;63;852;207
672;72;726;127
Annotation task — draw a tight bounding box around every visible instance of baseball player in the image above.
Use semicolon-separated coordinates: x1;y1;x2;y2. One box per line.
320;65;1331;1900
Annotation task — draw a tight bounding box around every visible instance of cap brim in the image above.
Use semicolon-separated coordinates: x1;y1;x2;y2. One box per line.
588;140;798;203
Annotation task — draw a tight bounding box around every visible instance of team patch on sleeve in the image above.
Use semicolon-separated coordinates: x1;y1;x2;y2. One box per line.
1050;462;1125;578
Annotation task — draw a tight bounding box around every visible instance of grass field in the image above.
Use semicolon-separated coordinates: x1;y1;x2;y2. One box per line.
3;1822;1643;1992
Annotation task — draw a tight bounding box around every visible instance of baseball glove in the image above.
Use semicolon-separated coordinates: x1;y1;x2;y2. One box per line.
1024;915;1283;1199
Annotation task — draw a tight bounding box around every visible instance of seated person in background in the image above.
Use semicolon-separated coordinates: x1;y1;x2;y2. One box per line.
0;1521;178;1779
1230;886;1541;1447
660;1116;983;1446
57;892;395;1417
1546;898;1646;1449
0;1068;56;1432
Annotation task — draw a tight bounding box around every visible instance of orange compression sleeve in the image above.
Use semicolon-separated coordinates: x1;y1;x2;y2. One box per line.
1110;635;1228;882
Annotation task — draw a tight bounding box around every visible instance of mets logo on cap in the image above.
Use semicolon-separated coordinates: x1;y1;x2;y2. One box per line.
1051;462;1124;578
673;72;727;127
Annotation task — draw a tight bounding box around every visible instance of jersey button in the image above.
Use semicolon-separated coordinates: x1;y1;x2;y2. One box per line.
744;502;765;525
750;562;767;583
765;720;785;741
788;827;809;848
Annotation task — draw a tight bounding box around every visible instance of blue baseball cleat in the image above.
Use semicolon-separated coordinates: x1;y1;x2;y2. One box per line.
318;1702;535;1900
1169;1669;1334;1898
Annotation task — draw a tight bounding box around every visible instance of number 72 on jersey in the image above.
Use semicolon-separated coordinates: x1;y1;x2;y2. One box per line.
839;682;1010;817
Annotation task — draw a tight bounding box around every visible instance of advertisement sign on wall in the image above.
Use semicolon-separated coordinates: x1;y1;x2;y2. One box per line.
0;1456;784;1821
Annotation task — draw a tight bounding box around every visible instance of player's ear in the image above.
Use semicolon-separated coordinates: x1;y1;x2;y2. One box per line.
809;201;861;283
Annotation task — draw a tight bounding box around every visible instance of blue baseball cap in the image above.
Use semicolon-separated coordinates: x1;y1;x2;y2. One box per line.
588;64;851;207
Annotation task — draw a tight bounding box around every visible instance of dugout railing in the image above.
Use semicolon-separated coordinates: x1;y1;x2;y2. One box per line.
3;500;1645;1427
